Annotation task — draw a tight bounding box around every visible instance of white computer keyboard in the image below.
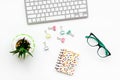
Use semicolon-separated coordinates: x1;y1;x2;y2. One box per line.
25;0;88;24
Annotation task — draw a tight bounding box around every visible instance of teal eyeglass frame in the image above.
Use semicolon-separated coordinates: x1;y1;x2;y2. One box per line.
85;33;111;58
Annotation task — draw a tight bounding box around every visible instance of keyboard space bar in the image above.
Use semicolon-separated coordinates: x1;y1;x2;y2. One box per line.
46;15;65;21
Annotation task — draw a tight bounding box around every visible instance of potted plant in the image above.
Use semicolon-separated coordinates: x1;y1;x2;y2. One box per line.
10;34;35;59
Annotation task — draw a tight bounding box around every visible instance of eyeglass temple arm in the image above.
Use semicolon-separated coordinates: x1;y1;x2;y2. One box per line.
103;47;111;56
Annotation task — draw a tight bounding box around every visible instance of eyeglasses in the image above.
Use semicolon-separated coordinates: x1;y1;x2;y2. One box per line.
85;33;111;58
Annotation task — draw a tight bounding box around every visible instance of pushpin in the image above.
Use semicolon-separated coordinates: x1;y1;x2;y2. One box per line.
43;42;49;51
48;26;56;31
44;30;51;39
66;30;74;37
60;26;65;35
57;37;65;43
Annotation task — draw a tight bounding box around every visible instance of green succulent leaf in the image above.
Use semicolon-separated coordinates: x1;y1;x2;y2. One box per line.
10;50;19;55
10;38;33;59
27;51;33;57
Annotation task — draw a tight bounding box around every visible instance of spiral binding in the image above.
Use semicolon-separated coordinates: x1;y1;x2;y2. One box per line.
55;49;79;75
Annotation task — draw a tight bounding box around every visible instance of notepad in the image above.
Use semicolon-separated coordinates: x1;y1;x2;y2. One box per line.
55;49;79;75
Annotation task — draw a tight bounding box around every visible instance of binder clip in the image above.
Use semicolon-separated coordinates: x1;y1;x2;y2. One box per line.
66;30;74;37
57;37;65;43
60;26;65;35
48;26;56;31
44;30;51;39
43;42;49;51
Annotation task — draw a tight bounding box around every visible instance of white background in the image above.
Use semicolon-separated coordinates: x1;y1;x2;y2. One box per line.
0;0;120;80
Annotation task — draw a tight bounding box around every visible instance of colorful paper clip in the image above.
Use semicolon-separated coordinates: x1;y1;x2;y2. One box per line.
48;26;56;31
43;42;49;51
57;37;65;43
66;30;74;37
44;30;51;39
60;26;65;35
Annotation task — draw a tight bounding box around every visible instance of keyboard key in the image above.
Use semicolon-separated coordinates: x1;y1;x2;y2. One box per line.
41;18;45;21
39;2;42;5
66;14;70;18
28;19;32;23
71;14;75;18
50;4;54;8
54;12;57;15
83;0;87;4
47;9;50;12
50;12;53;16
37;14;41;17
76;5;79;9
41;5;45;8
46;15;65;21
83;13;88;17
75;13;79;18
28;14;36;18
62;3;65;6
70;10;74;13
51;8;55;11
58;3;62;7
80;5;86;8
43;1;47;4
58;11;61;15
30;2;34;6
26;3;30;6
63;7;67;10
27;11;34;14
45;5;49;8
79;13;83;17
74;9;78;13
35;2;38;5
32;18;36;23
66;10;69;14
35;10;38;14
55;8;59;11
72;6;75;9
62;11;65;15
45;13;49;16
33;6;37;10
43;9;46;13
70;2;74;5
56;0;59;3
39;10;42;13
41;13;45;17
26;0;30;2
47;1;50;4
36;18;40;22
27;7;32;10
78;8;86;12
78;1;82;4
37;6;41;9
54;4;57;7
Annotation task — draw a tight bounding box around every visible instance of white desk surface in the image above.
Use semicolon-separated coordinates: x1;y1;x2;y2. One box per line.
0;0;120;80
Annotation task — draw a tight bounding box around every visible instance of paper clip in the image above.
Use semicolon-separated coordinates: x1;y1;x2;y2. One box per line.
43;42;49;51
66;30;74;37
44;30;51;39
48;26;56;31
60;26;65;35
57;37;65;43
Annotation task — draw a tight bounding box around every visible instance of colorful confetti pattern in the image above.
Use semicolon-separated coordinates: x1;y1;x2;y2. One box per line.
55;49;79;75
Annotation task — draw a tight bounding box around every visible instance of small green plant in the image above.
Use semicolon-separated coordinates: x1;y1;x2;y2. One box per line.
10;38;33;59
